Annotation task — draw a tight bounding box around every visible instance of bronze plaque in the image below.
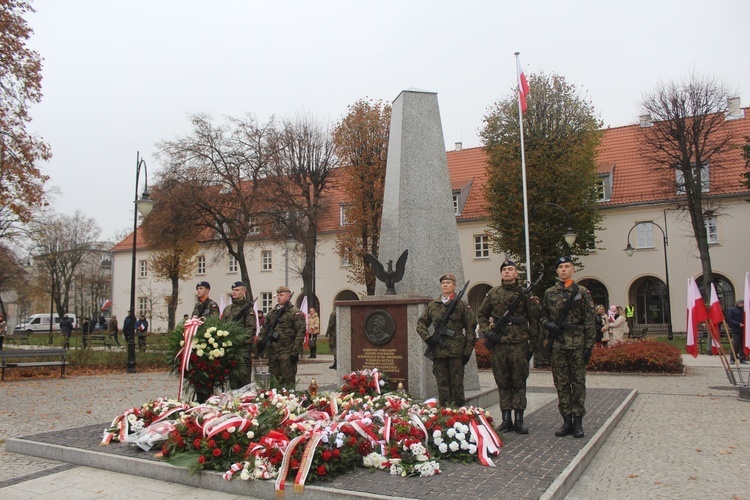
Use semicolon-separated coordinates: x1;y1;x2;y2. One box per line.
348;302;410;390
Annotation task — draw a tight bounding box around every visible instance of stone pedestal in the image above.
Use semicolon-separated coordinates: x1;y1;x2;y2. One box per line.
336;296;479;400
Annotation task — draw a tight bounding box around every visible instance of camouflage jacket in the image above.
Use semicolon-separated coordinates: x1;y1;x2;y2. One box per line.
260;304;306;357
540;280;596;350
326;311;336;347
192;298;220;319
416;296;476;358
477;281;540;346
221;297;257;342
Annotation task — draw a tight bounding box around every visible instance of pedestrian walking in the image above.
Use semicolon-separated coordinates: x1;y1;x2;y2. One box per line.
60;314;74;349
108;315;121;346
417;273;476;408
477;260;540;433
625;303;635;336
135;315;149;353
727;300;747;363
308;308;320;358
541;256;596;439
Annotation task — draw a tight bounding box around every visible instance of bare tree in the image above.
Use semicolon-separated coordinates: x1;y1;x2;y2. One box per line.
157;113;278;299
72;244;111;322
28;211;102;316
0;241;26;318
640;72;735;291
267;115;338;309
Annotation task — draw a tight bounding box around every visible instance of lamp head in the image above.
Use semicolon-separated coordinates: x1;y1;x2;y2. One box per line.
624;243;635;257
136;192;154;217
564;228;577;246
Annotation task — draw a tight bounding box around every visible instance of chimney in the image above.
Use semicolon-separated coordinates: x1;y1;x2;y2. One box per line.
639;114;652;128
455;142;463;151
726;97;744;120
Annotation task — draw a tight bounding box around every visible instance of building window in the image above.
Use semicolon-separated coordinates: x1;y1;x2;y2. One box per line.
596;173;611;202
137;297;148;317
453;192;460;215
339;205;351;226
341;254;351;267
635;222;654;248
197;255;206;275
261;292;273;313
248;217;261;235
705;216;719;244
228;254;238;273
139;260;148;278
474;234;489;259
261;250;272;271
676;163;709;194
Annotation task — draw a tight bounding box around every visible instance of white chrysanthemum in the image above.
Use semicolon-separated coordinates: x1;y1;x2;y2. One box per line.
433;437;443;446
453;421;463;430
460;424;469;435
469;434;476;443
455;432;466;442
227;426;236;433
127;413;138;423
432;429;442;439
446;428;456;438
410;443;426;456
460;440;470;450
196;349;204;356
438;442;448;453
240;468;251;480
251;419;259;427
416;454;428;462
468;444;477;454
246;430;255;439
206;326;217;334
335;438;344;448
389;463;404;476
223;340;233;347
180;340;185;346
449;441;459;452
320;434;329;443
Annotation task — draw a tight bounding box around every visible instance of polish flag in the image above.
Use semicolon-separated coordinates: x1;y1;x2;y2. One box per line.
744;273;750;356
686;278;708;358
299;296;309;348
218;293;228;316
708;283;724;354
253;298;261;337
516;56;530;113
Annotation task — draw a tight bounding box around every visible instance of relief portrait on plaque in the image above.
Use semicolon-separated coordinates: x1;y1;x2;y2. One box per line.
364;309;395;346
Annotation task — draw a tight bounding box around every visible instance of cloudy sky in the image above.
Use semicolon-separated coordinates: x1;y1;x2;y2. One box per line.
24;0;750;240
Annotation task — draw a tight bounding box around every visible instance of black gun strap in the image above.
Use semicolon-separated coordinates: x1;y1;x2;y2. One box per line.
233;302;253;322
554;284;579;327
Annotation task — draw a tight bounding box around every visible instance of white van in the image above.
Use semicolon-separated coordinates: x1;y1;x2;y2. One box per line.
14;313;78;334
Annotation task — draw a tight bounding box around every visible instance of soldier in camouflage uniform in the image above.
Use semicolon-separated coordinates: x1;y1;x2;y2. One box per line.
540;256;596;439
221;281;257;389
258;286;306;388
417;273;476;407
478;260;540;434
192;281;220;318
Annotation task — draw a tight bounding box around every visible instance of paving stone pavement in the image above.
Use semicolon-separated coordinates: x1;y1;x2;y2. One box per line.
1;354;747;499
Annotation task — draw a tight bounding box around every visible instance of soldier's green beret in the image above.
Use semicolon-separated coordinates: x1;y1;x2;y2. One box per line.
439;273;457;283
276;285;292;294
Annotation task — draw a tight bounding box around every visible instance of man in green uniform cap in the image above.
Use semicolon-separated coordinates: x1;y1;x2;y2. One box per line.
259;286;306;387
192;281;220;318
416;273;476;407
540;256;596;439
221;281;257;388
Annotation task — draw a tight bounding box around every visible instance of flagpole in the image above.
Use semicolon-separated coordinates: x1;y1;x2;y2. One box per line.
515;51;532;285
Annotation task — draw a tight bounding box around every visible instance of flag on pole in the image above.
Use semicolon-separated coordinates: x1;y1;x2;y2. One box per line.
708;283;724;354
686;278;708;358
744;273;750;356
299;296;309;348
218;294;228;316
516;55;530;113
253;299;261;337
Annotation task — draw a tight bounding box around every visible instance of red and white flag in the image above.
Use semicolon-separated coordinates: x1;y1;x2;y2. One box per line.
253;298;261;337
516;55;530;113
299;296;309;348
744;273;750;356
686;278;708;358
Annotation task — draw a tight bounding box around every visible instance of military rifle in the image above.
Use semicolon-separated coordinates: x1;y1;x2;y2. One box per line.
424;281;470;360
484;274;543;349
542;284;579;357
257;292;294;354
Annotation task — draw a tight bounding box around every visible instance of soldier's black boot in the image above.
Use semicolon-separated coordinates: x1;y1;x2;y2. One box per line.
555;414;574;437
513;410;528;434
496;410;513;433
573;415;585;438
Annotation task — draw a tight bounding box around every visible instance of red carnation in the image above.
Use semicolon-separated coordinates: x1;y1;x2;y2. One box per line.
291;459;300;470
198;455;206;464
317;465;327;476
332;448;340;459
232;444;241;454
194;438;202;448
212;448;222;457
208;439;216;448
222;431;230;440
322;450;332;461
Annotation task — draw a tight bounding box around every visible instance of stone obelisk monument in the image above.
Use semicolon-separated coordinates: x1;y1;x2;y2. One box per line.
376;89;480;398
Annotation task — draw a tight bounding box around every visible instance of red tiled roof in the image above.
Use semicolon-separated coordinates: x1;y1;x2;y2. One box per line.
112;109;750;252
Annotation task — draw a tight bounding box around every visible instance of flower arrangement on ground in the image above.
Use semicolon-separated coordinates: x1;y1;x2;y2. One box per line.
340;367;390;397
103;368;501;494
166;316;249;401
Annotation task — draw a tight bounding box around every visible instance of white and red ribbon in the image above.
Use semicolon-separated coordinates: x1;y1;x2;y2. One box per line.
176;316;204;400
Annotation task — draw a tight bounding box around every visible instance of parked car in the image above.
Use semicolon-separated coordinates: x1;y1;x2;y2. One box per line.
14;313;78;334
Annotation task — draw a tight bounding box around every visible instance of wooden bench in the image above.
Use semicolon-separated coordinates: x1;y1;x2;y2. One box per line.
0;349;67;381
86;334;112;349
628;327;648;340
6;330;33;345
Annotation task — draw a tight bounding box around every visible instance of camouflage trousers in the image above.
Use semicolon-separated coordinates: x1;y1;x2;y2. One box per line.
491;341;530;410
432;356;466;407
229;343;253;390
269;353;298;388
550;348;587;417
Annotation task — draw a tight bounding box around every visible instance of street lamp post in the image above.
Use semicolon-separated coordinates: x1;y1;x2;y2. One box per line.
128;152;154;373
624;221;673;340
